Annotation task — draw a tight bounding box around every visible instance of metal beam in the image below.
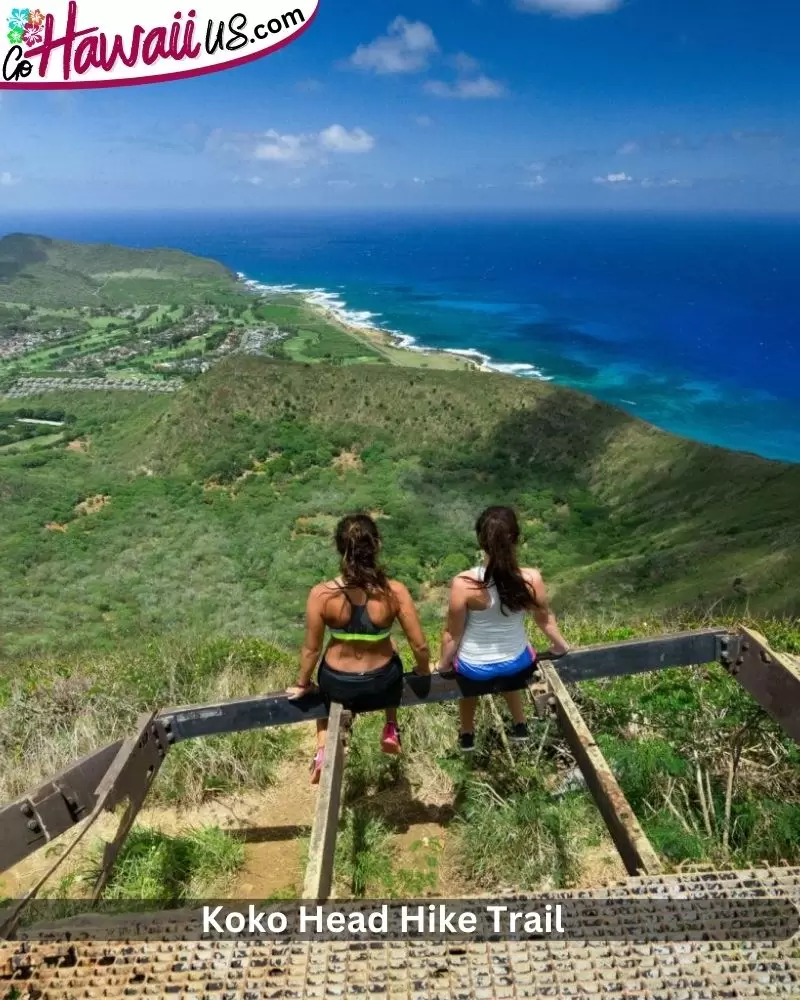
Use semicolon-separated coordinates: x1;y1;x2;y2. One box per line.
0;741;122;874
553;628;726;684
162;630;729;742
0;714;168;939
729;627;800;744
302;704;348;903
0;629;735;877
539;663;663;877
90;713;171;901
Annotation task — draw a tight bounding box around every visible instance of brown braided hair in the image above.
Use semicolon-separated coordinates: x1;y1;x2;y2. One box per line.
335;514;392;599
475;506;537;615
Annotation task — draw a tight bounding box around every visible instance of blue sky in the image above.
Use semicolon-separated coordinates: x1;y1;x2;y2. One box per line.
2;0;798;211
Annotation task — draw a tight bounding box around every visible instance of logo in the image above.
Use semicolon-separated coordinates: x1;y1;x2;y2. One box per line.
1;0;318;89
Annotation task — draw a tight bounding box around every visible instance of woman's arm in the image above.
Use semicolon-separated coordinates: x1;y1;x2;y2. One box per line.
286;586;327;699
526;569;570;656
392;582;431;676
438;576;469;671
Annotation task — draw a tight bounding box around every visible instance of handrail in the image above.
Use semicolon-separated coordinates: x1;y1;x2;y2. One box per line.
3;625;798;910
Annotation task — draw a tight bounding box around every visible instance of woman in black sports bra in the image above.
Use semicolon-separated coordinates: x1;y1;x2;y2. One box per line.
287;514;431;783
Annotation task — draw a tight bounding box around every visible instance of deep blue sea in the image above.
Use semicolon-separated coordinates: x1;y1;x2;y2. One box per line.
6;212;800;463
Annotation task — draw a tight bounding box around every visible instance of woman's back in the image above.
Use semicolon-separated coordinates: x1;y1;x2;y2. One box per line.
317;579;402;671
457;566;530;665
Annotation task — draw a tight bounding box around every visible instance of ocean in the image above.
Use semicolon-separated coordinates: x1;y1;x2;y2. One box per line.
6;211;800;463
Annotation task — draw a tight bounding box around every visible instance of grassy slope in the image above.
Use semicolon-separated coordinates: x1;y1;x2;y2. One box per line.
0;233;240;307
1;355;798;660
160;357;800;614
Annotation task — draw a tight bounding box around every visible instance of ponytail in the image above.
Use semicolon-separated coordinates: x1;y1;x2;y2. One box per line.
475;506;536;615
335;514;392;599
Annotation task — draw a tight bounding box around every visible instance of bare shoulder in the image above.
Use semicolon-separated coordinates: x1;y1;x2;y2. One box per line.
522;567;544;598
309;580;337;605
449;571;477;600
389;579;413;602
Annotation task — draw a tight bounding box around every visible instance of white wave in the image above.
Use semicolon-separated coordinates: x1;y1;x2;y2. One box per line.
236;272;551;381
444;347;490;362
487;361;553;380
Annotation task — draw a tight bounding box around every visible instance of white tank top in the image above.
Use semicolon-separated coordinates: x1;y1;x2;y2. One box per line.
457;566;530;665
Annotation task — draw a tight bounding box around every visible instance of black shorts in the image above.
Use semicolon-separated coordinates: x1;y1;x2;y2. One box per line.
318;652;404;715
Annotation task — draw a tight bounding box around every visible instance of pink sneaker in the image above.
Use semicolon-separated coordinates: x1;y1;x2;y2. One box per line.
381;722;401;755
310;748;324;784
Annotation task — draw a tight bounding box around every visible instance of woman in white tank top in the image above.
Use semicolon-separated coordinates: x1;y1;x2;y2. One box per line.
437;506;570;751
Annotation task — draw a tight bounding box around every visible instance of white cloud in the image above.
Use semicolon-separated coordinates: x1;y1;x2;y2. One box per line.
424;74;505;99
516;0;622;15
524;175;547;187
234;125;376;165
254;130;317;164
348;16;438;74
593;172;633;184
0;171;19;186
617;140;640;155
319;124;375;153
426;51;506;100
327;179;357;188
247;177;263;186
414;115;434;127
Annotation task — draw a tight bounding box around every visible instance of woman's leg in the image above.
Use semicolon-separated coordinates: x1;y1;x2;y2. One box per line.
385;708;398;725
459;697;478;734
502;690;526;725
316;719;328;748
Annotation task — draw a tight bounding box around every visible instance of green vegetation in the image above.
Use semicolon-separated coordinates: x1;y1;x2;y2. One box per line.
79;825;245;902
0;233;237;308
0;234;798;900
3;355;796;661
0;636;298;806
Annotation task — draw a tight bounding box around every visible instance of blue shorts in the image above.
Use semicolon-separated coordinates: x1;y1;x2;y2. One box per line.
454;645;536;682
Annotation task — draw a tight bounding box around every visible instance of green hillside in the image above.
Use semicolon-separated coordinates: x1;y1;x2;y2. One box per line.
0;233;239;307
1;355;798;661
1;235;798;899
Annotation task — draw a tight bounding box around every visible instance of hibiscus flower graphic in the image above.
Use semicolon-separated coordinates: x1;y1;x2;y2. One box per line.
22;20;41;44
27;7;44;25
7;7;30;31
6;25;23;44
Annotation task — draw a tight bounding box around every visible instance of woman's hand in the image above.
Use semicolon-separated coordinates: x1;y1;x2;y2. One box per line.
286;683;317;700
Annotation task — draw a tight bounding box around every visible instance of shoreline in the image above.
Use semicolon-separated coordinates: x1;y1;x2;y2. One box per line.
237;273;553;380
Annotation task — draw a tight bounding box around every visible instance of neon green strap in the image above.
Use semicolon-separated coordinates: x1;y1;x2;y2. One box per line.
329;630;392;642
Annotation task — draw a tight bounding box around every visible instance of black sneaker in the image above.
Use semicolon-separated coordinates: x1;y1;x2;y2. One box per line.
510;722;530;743
459;732;475;753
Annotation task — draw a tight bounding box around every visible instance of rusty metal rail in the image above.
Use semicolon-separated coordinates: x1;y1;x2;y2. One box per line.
537;662;663;877
0;625;798;927
302;704;350;903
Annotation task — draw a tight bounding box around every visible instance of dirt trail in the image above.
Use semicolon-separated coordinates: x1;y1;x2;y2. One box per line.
232;729;318;898
0;725;630;903
0;729;320;902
